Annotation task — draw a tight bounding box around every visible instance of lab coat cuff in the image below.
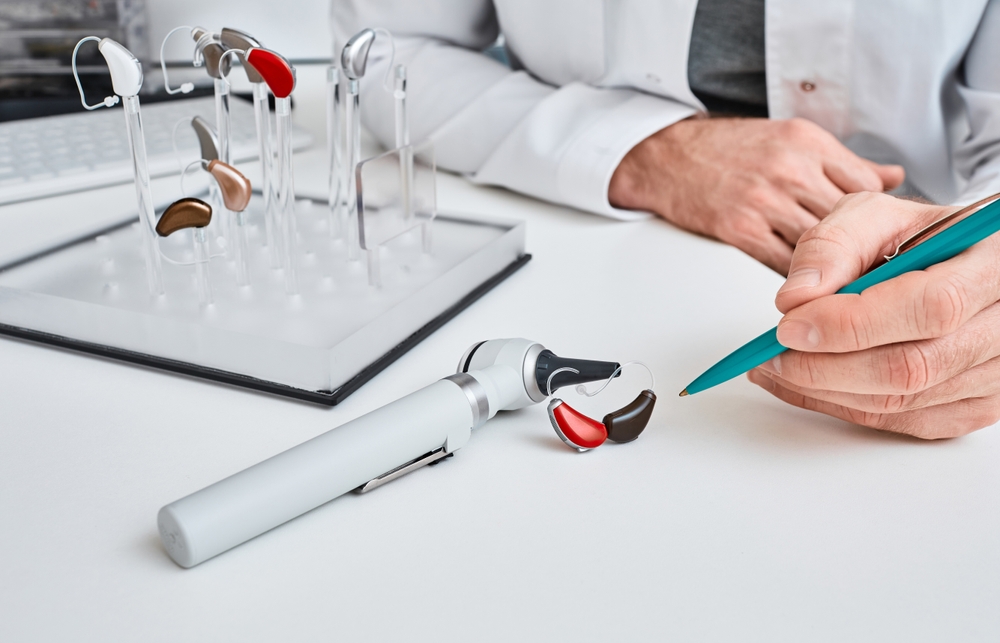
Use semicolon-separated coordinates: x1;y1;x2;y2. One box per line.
556;94;697;221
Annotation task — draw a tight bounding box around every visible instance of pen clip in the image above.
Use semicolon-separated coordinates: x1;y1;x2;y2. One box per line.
885;192;1000;261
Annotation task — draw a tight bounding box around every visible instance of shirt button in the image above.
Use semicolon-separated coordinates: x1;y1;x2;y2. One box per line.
800;81;817;92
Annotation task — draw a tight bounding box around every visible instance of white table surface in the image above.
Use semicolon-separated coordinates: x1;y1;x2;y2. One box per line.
2;66;999;642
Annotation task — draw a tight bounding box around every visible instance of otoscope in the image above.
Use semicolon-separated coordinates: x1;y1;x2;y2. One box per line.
158;338;621;568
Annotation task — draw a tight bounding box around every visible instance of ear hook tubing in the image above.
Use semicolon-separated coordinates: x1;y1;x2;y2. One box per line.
218;48;245;87
576;361;656;398
372;27;397;92
547;367;580;397
160;26;196;95
72;37;120;110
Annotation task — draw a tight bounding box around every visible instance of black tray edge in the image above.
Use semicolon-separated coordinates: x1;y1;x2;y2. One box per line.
0;253;532;406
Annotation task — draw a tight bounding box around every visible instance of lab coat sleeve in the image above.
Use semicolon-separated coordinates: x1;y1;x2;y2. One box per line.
953;0;1000;204
332;2;697;221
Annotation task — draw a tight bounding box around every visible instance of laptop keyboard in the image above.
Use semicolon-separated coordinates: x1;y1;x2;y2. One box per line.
0;95;311;205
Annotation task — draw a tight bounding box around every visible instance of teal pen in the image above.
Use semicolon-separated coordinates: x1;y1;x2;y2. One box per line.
680;194;1000;396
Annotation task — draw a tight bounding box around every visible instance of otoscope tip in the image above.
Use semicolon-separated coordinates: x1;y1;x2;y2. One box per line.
678;389;689;397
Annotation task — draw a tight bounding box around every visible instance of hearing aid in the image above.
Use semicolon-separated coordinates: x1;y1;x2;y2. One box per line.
156;198;213;237
244;47;296;98
72;36;163;296
545;363;657;452
190;116;219;162
220;28;265;84
342;29;376;80
205;160;252;212
191;28;231;79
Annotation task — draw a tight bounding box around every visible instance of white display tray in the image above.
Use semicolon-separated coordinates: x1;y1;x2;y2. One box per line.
0;196;528;404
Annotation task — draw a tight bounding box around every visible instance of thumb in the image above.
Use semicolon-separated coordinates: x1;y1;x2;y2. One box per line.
774;192;943;313
865;160;906;191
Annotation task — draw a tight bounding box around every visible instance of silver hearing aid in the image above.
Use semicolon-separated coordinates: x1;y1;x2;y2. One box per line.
191;27;231;80
341;28;376;80
219;27;265;84
190;116;219;162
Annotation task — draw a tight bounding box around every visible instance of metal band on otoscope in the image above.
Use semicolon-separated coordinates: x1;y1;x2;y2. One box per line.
445;373;491;428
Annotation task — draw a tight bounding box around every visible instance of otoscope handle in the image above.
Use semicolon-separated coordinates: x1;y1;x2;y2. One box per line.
158;377;479;568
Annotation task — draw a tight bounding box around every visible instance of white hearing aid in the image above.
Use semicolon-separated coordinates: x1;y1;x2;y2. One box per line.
72;36;143;109
158;338;623;568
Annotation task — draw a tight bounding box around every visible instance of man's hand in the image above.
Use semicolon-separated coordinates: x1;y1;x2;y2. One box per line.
748;192;1000;439
609;117;905;275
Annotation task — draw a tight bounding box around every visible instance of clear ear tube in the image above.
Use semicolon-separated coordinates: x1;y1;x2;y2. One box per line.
193;227;213;305
156;197;214;305
241;46;299;294
344;78;361;261
327;65;343;240
205;158;253;287
394;64;413;224
219;28;281;269
123;94;166;296
276;93;299;293
73;37;164;297
253;80;280;269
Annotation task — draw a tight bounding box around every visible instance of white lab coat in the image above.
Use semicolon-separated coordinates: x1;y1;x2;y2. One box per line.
332;0;1000;220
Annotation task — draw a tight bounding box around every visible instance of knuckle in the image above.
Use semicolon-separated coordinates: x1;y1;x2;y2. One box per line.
870;394;909;415
726;212;767;241
781;117;817;140
776;164;811;191
797;220;851;253
744;186;774;212
920;278;969;337
837;304;875;351
882;343;935;394
779;351;824;389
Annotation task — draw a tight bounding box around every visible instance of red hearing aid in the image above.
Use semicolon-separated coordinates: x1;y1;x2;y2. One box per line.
245;47;295;98
545;363;657;452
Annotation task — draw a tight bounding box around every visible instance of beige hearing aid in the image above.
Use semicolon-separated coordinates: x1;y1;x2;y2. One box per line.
205;160;252;213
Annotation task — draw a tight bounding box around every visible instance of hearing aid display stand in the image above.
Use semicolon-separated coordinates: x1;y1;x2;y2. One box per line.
0;196;528;404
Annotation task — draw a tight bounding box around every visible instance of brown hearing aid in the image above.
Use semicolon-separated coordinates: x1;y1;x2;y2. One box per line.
205;160;252;212
156;198;213;237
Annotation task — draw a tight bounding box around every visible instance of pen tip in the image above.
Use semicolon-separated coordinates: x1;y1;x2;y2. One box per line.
679;389;689;397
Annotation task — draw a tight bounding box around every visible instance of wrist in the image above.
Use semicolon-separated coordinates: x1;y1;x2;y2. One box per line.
608;127;670;212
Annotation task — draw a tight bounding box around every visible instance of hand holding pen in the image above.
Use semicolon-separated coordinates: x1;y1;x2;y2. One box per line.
739;192;1000;439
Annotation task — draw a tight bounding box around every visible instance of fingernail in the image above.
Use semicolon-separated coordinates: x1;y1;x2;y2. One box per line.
758;354;781;375
777;320;820;349
778;268;821;294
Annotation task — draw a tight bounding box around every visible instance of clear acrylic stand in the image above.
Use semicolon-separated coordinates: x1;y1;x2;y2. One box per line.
0;192;528;404
3;30;530;405
357;140;436;288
